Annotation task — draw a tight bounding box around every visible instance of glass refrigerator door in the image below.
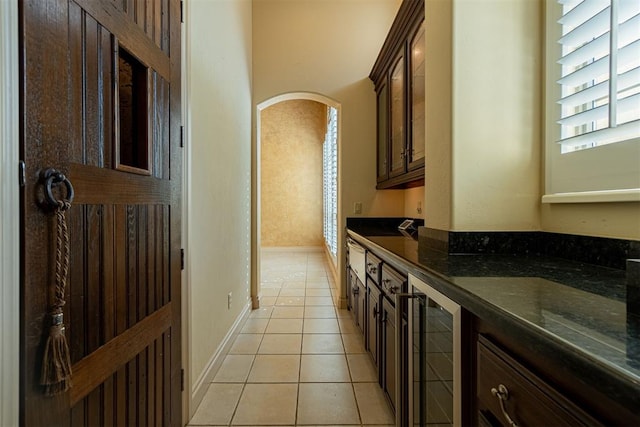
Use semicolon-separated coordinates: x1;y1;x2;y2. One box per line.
409;275;461;427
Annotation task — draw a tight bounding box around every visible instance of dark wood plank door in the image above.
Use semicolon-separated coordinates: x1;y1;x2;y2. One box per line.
19;0;182;425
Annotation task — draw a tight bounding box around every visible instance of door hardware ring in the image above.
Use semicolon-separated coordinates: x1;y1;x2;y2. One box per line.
42;168;74;209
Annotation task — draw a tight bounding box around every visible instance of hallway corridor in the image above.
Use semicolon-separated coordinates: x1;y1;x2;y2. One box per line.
188;249;395;426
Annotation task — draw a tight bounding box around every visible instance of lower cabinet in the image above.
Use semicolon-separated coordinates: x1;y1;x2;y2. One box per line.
381;296;397;412
366;278;381;367
355;276;366;336
477;335;599;427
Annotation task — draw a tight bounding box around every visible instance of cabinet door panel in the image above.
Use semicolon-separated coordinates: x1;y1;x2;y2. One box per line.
367;280;380;367
382;298;397;411
377;83;389;182
409;20;425;170
389;54;405;178
356;278;366;335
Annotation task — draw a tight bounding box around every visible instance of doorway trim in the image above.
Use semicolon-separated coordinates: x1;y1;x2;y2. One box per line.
252;92;342;306
0;0;20;424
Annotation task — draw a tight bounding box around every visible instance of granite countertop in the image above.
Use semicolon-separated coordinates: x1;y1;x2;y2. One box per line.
346;225;640;414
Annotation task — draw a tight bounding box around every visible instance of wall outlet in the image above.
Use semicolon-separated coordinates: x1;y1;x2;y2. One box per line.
227;292;232;309
354;202;362;214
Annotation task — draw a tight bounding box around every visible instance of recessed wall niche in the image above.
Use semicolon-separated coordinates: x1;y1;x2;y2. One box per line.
115;44;151;175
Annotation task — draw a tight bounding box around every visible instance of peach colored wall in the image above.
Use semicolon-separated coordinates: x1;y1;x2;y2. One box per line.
261;99;327;247
404;186;425;219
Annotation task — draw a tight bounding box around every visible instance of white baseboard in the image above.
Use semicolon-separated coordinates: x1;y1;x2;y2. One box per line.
190;300;251;418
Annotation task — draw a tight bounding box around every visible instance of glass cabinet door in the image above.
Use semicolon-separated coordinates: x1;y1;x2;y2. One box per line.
377;83;389;183
409;20;425;170
389;54;405;178
408;275;461;427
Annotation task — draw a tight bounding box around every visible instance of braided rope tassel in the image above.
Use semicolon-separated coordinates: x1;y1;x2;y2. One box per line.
40;200;73;395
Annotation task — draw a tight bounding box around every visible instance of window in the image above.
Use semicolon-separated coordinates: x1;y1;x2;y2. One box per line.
323;107;338;256
556;0;640;153
544;0;640;200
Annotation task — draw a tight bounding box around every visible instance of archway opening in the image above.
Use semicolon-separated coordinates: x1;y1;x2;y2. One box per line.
253;92;341;309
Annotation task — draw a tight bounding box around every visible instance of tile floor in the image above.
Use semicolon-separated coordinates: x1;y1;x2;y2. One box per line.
188;249;395;426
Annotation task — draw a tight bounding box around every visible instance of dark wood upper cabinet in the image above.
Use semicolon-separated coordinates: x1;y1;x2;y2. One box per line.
370;0;425;189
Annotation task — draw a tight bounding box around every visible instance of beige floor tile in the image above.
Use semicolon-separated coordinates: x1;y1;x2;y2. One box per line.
260;282;283;289
229;334;263;355
278;288;305;297
247;354;300;383
231;383;298;426
305;288;331;297
249;306;273;318
260;296;277;306
306;281;329;289
302;334;344;354
241;318;269;334
258;334;302;354
260;288;280;297
297;383;360;425
306;271;327;280
282;281;306;289
354;382;395;425
342;333;367;354
299;354;350;382
338;318;360;334
271;306;304;319
266;318;303;334
347;354;378;382
275;296;305;306
305;296;334;306
189;383;243;425
213;355;255;383
303;318;340;334
281;272;306;281
304;306;336;319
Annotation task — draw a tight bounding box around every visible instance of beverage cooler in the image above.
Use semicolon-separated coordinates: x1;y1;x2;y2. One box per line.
396;274;462;426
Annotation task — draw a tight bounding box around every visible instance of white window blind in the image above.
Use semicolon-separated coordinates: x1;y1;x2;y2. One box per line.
557;0;640;153
323;107;338;256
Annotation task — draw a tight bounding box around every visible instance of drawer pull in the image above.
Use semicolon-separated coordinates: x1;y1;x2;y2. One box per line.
367;263;377;274
491;384;518;427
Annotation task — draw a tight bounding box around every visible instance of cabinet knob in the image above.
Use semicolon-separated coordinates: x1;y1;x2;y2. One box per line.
490;384;518;427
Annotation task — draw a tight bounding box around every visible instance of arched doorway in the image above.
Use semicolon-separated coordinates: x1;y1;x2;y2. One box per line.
252;92;341;309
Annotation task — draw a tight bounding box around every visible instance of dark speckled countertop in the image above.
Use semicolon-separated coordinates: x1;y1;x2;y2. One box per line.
346;226;640;416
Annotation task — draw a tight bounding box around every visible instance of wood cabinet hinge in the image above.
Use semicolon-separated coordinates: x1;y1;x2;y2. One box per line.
181;248;185;270
19;160;25;187
181;368;185;391
180;125;184;148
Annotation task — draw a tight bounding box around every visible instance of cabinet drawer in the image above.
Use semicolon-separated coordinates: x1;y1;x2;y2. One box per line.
381;264;406;297
477;335;599;427
366;252;382;284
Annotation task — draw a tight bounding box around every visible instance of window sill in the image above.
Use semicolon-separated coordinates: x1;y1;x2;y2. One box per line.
541;189;640;204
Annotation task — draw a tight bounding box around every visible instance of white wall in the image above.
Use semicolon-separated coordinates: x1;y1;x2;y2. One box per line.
0;0;19;424
425;0;542;232
185;0;253;414
252;0;403;305
451;0;542;231
424;0;638;240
